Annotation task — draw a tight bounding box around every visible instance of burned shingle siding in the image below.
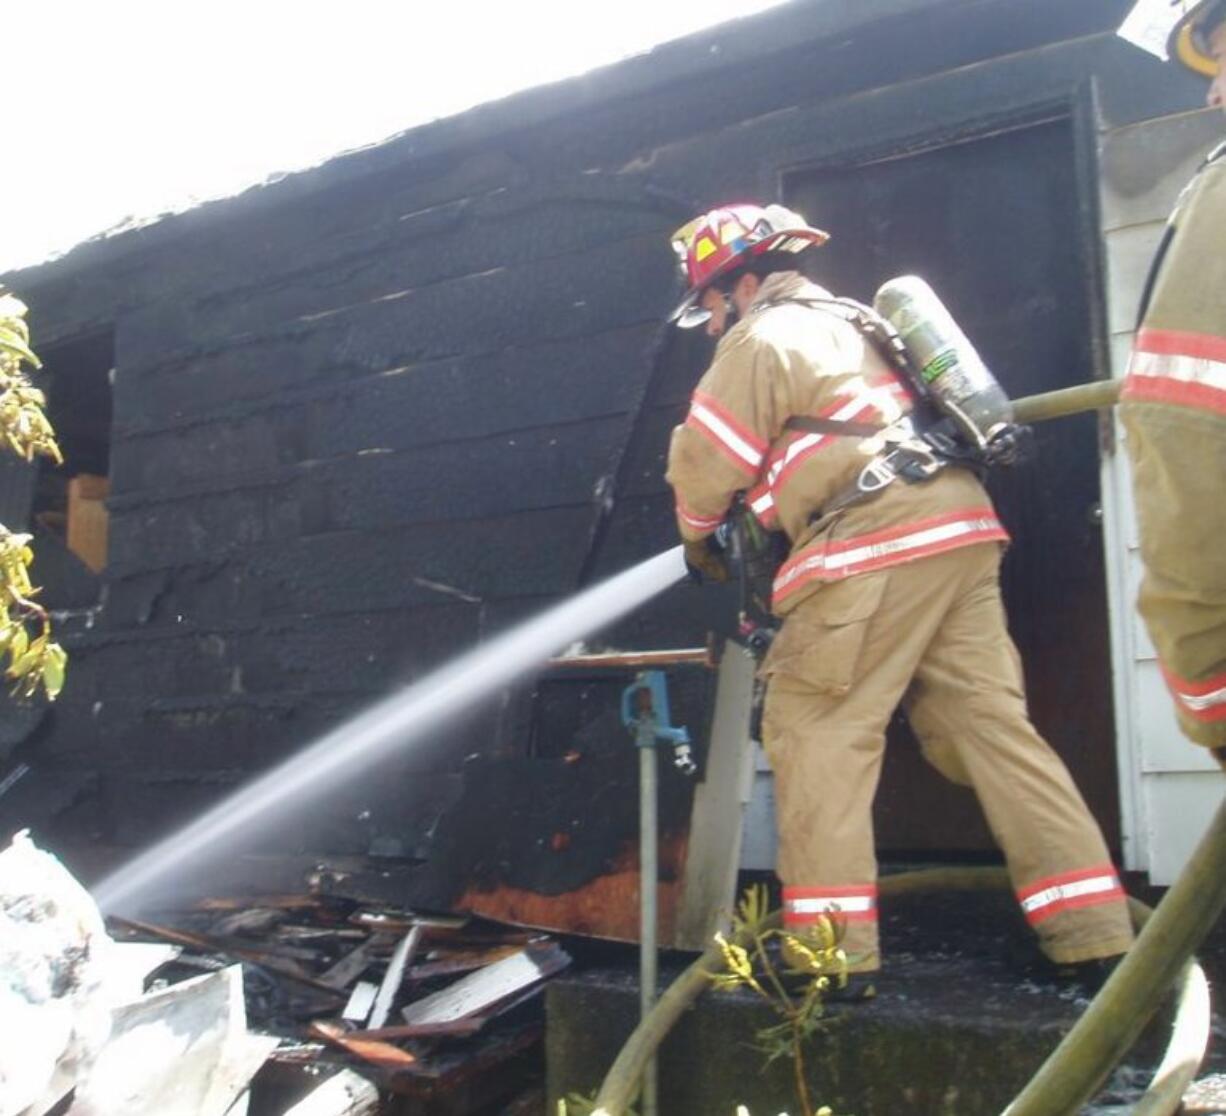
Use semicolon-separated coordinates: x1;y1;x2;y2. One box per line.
0;0;1197;866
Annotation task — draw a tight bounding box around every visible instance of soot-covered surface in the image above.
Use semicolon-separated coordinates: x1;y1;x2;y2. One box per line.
0;0;1204;911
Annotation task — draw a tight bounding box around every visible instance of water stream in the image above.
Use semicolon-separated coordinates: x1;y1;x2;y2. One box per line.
94;546;687;914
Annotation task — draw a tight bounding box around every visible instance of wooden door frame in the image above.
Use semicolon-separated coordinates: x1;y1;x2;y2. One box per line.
742;56;1122;843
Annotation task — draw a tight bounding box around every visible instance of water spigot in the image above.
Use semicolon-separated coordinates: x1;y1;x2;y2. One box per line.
620;670;695;777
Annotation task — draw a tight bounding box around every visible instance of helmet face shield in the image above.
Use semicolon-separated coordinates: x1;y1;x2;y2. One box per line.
676;301;714;330
675;290;732;330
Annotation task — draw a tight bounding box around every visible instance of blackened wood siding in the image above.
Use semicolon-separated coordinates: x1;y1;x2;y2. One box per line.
0;0;1198;885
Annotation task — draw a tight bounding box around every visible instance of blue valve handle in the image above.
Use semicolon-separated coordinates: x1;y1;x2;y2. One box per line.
621;670;692;749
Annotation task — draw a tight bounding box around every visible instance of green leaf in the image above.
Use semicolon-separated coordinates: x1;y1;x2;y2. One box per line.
41;653;65;699
0;325;40;369
7;647;39;679
7;625;28;665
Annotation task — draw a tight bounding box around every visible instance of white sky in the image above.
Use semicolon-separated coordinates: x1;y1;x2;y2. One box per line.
3;0;792;274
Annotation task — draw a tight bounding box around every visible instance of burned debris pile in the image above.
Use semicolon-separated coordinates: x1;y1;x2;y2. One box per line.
102;892;572;1115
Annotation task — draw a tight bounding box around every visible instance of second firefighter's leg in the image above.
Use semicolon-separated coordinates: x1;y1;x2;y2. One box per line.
904;546;1135;964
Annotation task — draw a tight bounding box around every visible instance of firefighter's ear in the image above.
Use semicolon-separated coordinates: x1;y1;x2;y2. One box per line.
732;272;761;314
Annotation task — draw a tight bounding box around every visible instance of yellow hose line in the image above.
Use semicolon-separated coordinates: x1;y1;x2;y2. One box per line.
592;919;762;1114
1012;379;1121;424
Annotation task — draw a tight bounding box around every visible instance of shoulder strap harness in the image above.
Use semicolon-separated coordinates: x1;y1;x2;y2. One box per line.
750;294;963;516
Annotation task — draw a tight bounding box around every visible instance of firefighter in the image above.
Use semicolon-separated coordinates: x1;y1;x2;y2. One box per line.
664;204;1134;981
1119;0;1226;758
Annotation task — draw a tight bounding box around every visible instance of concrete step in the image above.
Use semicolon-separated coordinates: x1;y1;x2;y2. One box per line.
546;888;1210;1115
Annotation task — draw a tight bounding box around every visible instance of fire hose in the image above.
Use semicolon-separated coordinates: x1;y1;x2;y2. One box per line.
592;379;1226;1116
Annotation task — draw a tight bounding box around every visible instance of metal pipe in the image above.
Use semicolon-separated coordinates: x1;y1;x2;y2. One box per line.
1012;379;1121;424
638;721;659;1116
549;648;712;670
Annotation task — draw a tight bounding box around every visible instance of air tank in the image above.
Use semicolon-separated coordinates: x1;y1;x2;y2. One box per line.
873;275;1013;450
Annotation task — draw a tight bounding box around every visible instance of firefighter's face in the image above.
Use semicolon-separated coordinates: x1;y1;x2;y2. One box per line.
699;287;733;338
700;274;762;338
1209;21;1226;112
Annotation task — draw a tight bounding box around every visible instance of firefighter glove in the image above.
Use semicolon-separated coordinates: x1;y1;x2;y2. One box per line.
684;536;730;585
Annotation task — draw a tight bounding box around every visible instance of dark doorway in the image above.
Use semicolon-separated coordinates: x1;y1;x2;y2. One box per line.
28;329;114;609
785;116;1120;855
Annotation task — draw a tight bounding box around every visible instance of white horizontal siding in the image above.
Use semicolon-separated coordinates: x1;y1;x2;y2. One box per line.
1098;105;1222;883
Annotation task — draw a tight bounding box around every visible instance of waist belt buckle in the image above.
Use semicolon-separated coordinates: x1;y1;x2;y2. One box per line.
898;442;943;482
857;454;898;494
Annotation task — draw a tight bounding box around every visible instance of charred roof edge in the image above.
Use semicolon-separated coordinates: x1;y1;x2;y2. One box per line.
3;0;960;285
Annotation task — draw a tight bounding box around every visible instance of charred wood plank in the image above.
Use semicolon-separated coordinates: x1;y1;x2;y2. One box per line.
321;936;390;991
401;943;523;982
358;979;553;1040
107;417;625;569
342;981;380;1025
400;942;570;1027
282;1068;380;1116
310;1020;417;1070
111;916;346;997
348;910;470;934
118;228;671;378
103;506;594;616
368;925;424;1029
194;893;335;912
380;1020;543;1098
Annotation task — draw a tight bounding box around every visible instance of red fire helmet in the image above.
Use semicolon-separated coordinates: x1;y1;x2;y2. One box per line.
669;203;829;327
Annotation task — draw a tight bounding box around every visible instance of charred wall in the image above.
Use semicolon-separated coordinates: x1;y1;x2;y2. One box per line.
0;0;1193;892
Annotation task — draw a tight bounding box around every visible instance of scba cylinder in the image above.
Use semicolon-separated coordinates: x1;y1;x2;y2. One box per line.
873;275;1013;450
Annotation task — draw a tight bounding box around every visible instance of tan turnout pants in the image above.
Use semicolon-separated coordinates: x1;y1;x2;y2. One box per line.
761;543;1135;971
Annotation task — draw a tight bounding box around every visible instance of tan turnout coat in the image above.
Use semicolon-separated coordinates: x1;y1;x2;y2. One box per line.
665;272;1008;608
1121;143;1226;748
